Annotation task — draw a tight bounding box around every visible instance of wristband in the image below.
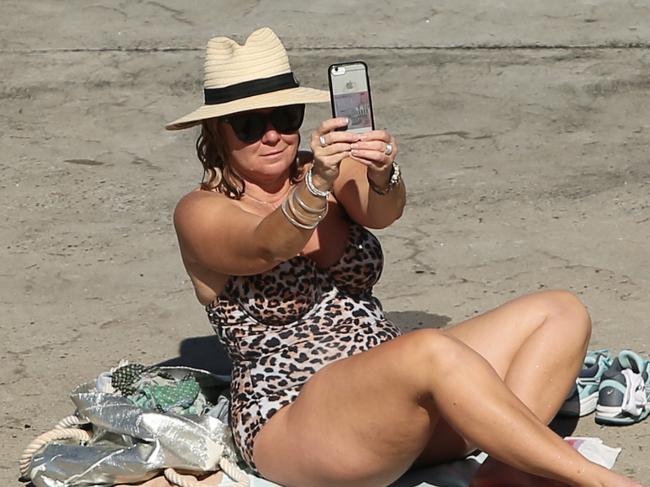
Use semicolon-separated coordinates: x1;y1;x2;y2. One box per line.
368;160;402;195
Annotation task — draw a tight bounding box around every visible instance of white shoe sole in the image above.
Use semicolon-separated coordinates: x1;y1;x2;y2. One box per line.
559;391;598;417
595;404;650;425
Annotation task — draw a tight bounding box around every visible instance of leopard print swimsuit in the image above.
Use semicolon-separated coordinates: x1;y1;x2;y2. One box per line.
206;222;402;471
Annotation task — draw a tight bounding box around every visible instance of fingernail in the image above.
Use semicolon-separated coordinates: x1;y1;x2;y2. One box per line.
351;143;358;149
351;149;357;156
344;117;350;125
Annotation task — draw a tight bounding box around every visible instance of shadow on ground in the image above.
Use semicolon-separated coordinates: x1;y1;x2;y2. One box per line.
386;310;453;332
158;335;233;376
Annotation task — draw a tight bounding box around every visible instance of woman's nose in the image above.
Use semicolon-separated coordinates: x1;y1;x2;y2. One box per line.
261;122;281;143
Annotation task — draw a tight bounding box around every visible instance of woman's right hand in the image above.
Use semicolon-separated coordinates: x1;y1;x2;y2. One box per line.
309;117;361;189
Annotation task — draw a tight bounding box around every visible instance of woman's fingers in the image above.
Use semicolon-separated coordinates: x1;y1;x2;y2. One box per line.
310;120;362;185
316;117;351;135
310;123;361;163
355;132;397;157
312;130;360;148
350;140;382;151
309;122;399;187
350;140;394;153
321;142;355;156
350;135;397;169
350;148;386;166
310;135;356;164
358;129;391;142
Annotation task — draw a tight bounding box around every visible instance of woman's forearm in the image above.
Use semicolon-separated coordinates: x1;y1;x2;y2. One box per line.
365;177;406;229
253;179;327;263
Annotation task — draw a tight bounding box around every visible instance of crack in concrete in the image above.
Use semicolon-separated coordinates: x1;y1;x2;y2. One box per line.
385;228;440;275
3;42;650;55
146;1;195;26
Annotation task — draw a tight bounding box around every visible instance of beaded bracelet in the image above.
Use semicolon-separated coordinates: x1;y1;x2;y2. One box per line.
368;160;402;195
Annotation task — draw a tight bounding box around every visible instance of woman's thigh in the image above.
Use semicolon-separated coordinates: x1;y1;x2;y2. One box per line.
252;330;457;487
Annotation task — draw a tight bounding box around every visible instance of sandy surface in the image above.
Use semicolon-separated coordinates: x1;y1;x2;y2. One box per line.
2;1;649;484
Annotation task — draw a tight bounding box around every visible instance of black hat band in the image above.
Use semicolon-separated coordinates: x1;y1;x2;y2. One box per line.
204;72;299;105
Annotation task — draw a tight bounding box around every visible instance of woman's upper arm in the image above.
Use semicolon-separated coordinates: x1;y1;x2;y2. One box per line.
173;192;278;276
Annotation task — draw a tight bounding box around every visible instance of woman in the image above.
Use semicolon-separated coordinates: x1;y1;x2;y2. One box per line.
167;28;643;487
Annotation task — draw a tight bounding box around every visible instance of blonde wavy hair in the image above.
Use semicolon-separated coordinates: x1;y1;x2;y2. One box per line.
196;119;303;199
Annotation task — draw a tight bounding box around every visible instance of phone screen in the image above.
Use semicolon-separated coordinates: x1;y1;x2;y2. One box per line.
329;62;374;133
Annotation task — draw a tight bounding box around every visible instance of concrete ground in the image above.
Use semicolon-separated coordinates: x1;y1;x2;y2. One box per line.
2;1;649;484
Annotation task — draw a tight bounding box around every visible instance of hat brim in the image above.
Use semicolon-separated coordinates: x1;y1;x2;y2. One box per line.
165;87;330;130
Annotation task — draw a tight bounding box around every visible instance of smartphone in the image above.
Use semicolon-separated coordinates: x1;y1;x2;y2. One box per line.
328;61;375;133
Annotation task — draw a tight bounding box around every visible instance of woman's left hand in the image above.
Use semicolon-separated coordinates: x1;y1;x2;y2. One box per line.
349;129;398;187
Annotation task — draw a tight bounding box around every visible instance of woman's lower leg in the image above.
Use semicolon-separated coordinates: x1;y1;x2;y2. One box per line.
503;292;591;423
417;330;603;486
445;291;592;425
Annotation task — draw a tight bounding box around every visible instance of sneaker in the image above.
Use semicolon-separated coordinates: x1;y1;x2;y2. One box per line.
559;349;612;417
595;350;650;425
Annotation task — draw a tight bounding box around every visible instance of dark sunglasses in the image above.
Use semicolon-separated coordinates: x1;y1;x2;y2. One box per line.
221;104;305;143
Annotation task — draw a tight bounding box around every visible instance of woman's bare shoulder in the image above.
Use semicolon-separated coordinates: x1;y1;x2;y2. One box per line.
174;188;233;227
176;187;225;209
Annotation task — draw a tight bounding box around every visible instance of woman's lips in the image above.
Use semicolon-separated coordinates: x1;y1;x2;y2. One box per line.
260;148;285;159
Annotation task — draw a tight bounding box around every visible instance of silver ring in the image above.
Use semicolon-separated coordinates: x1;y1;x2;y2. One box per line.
319;135;328;148
384;143;393;156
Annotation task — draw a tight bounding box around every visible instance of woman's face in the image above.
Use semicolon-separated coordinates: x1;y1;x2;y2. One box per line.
217;107;300;185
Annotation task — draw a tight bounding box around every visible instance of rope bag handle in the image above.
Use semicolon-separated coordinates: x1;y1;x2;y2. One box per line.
20;415;250;487
19;414;91;478
164;461;250;487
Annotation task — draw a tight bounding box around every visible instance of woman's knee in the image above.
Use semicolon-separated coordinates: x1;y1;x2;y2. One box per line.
529;289;592;343
400;329;468;382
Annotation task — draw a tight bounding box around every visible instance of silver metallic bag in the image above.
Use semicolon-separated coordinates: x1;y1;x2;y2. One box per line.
21;365;248;487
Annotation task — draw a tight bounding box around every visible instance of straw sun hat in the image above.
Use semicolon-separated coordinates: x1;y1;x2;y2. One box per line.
165;27;330;130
